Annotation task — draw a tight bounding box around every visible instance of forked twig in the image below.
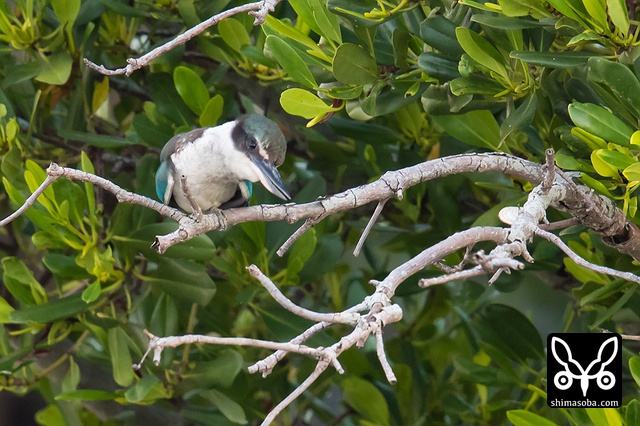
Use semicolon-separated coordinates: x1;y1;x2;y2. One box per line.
84;0;282;76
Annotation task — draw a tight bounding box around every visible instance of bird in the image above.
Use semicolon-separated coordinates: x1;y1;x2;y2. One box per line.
155;114;291;217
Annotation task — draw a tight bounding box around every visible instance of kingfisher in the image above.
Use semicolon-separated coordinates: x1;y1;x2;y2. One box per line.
155;114;291;217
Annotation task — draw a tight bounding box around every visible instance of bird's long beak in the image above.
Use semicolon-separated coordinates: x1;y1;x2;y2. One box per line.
251;157;291;201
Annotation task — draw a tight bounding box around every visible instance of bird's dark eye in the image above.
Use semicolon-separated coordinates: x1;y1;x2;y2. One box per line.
248;139;257;150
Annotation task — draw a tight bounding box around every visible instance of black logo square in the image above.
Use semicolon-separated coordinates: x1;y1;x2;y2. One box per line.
547;333;621;408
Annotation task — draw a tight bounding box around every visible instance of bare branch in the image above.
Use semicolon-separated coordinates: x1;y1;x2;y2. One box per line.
542;148;555;191
419;266;486;287
375;329;397;384
247;264;360;324
260;360;331;426
353;199;387;256
84;0;282;76
276;215;325;256
248;300;370;376
0;175;58;227
137;329;338;365
535;228;640;284
179;175;203;221
383;227;510;292
538;217;580;231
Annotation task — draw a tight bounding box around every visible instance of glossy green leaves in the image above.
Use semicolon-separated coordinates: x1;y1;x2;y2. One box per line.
456;27;509;83
569;103;633;147
333;43;378;85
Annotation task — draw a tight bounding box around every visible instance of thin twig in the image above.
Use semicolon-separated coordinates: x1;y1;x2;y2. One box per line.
248;301;370;376
277;215;325;256
0;175;58;227
535;228;640;284
260;360;331;426
542;148;555;191
138;329;335;364
247;264;359;324
84;0;282;76
419;266;485;287
353;199;387;256
180;175;203;221
375;329;397;384
538;217;580;231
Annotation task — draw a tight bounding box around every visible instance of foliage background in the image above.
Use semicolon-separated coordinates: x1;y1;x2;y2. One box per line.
1;0;640;424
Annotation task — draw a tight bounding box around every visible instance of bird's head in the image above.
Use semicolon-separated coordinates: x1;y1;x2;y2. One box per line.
231;114;291;201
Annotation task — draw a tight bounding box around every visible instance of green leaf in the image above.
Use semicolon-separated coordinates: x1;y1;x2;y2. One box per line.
52;0;80;24
61;356;80;394
333;43;378;85
456;27;509;82
581;0;608;32
92;77;110;114
56;389;120;401
173;66;209;115
149;294;178;338
58;129;136;148
594;149;636;169
148;73;195;126
476;304;544;362
81;281;101;303
624;163;640;181
586;408;622;426
510;51;601;68
35;405;65;426
218;18;251;53
199;94;224;127
342;377;390;426
201;389;248;424
280;88;335;119
132;114;173;148
546;0;588;23
36;52;73;85
627;399;640;426
80;152;96;219
569;102;633;146
140;258;216;306
433;110;500;150
507;410;558;426
500;95;537;142
2;257;47;306
265;36;318;88
108;327;134;387
587;57;640;119
8;294;88;323
450;76;506;96
309;0;341;43
182;351;243;388
263;15;329;63
418;53;461;82
0;296;15;323
420;15;464;60
285;228;317;285
97;0;149;17
630;356;640;387
124;375;169;403
289;0;341;43
608;0;630;34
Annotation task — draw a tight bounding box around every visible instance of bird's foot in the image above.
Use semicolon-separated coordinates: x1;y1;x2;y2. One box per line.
190;206;204;223
205;207;228;231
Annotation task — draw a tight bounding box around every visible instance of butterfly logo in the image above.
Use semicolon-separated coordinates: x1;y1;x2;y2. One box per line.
551;335;617;397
